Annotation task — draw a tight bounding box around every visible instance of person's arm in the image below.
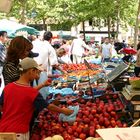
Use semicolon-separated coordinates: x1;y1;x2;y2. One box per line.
34;94;73;115
47;104;73;115
99;45;103;58
49;47;67;74
53;64;67;74
110;45;112;58
33;79;52;90
82;41;93;51
57;57;66;64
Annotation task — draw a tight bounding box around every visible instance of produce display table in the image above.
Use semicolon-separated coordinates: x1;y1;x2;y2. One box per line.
31;62;139;140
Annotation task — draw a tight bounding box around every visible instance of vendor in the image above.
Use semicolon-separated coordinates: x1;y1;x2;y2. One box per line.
0;57;73;140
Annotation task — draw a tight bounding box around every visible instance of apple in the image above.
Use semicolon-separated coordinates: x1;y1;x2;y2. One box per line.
76;127;82;134
110;111;116;117
111;120;116;127
67;127;73;134
89;114;94;120
83;110;90;116
79;133;86;140
82;127;89;135
84;118;90;124
91;109;97;115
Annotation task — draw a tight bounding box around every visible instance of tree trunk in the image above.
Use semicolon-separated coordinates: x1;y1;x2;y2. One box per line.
19;0;27;24
116;0;120;39
134;0;140;49
42;18;47;30
82;21;86;41
107;17;111;38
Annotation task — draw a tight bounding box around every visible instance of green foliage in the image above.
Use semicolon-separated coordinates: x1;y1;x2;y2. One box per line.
0;0;138;29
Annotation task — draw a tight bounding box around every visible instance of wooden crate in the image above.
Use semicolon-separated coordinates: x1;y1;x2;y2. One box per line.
131;118;140;127
131;101;140;119
0;133;16;140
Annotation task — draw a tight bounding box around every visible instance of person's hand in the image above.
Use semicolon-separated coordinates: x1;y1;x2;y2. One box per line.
44;78;52;86
62;70;67;74
53;74;62;78
62;108;74;116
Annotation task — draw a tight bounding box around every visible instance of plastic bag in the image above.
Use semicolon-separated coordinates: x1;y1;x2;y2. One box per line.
59;105;79;123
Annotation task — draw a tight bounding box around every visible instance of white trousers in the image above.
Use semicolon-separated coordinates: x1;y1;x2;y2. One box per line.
72;54;82;64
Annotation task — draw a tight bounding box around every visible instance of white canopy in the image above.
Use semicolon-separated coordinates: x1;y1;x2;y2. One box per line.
0;19;39;37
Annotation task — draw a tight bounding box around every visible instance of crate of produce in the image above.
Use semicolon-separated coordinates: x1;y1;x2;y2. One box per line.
0;133;16;140
33;96;130;140
95;93;126;112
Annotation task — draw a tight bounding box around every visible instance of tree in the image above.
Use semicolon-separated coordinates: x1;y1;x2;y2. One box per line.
134;0;140;48
1;0;138;39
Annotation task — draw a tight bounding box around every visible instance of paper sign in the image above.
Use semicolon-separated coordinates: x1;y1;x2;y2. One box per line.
97;127;140;140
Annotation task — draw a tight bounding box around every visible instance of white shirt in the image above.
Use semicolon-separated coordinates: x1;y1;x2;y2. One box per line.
101;43;112;58
32;39;42;49
111;45;117;57
71;38;92;56
33;40;58;75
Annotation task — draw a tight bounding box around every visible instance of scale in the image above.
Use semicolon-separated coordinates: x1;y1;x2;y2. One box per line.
122;85;140;101
122;85;140;119
104;62;129;91
106;62;129;82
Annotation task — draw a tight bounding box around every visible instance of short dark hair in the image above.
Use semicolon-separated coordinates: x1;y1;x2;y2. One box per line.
0;31;7;37
43;31;53;41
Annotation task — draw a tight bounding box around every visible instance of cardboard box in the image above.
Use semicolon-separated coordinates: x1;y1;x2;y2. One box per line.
0;133;16;140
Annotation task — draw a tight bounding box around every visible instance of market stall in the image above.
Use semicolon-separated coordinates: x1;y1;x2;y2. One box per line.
30;62;139;140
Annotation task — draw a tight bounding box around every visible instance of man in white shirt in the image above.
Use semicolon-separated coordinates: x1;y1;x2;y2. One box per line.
100;37;112;62
71;35;92;64
33;31;64;98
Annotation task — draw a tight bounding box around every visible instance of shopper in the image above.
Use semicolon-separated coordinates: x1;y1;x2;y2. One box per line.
0;57;73;140
34;31;65;75
0;31;8;66
0;31;8;96
56;47;67;64
100;37;112;62
71;34;92;64
2;36;33;85
33;31;66;99
60;40;72;64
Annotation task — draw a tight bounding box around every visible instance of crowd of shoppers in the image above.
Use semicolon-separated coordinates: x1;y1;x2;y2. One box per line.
0;30;140;140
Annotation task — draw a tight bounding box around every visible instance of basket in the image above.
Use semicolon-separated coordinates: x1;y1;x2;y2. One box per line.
129;79;140;89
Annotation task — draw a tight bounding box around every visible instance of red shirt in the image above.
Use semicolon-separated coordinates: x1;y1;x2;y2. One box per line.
0;82;39;133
